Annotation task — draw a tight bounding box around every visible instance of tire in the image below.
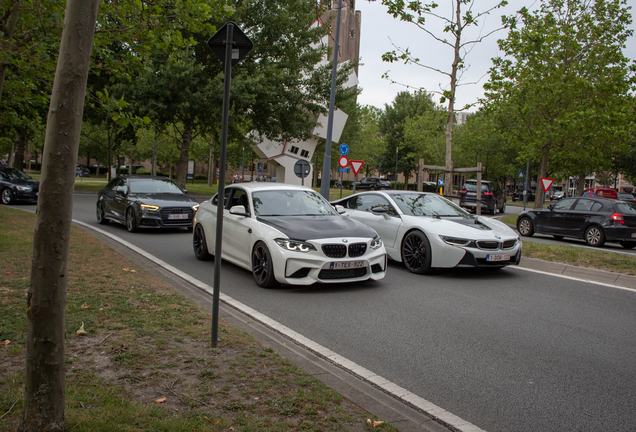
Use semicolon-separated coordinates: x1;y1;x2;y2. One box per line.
193;224;213;260
96;201;109;225
490;204;497;215
499;203;506;214
584;226;605;247
517;217;534;237
1;188;14;205
370;186;376;191
619;241;636;249
401;230;432;275
252;241;277;288
126;207;138;233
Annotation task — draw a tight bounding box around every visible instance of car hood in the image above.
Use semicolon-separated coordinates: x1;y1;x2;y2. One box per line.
129;193;197;206
402;214;518;239
257;215;378;241
8;179;39;188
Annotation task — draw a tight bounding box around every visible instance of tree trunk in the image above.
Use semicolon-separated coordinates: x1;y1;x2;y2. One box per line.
207;134;215;187
578;171;586;196
12;126;26;171
22;2;99;431
0;0;20;102
175;124;193;189
534;149;550;209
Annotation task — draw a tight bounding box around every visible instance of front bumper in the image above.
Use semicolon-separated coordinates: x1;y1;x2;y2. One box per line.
15;190;38;203
138;207;195;229
268;237;387;285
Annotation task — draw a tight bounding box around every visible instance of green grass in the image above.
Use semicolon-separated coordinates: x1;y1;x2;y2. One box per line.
0;207;390;432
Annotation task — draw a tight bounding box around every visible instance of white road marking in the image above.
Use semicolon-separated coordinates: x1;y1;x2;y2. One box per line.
511;266;636;293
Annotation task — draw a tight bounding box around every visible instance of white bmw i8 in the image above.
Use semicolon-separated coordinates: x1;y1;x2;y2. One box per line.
193;183;387;288
332;191;521;274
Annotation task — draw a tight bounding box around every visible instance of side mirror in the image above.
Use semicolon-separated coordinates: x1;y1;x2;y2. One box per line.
229;205;248;217
183;189;189;194
335;205;346;214
371;207;388;215
547;204;554;210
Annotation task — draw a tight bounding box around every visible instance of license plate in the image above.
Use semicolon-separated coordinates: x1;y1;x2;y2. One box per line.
632;233;636;238
486;254;510;262
330;260;364;270
467;192;476;196
168;213;188;220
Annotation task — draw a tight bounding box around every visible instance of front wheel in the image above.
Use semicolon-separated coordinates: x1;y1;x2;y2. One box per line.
517;217;534;237
401;230;432;274
193;224;213;260
1;188;14;205
96;201;109;225
252;242;277;288
584;226;605;247
126;207;138;233
499;203;506;214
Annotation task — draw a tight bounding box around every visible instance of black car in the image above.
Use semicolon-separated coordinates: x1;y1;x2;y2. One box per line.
350;177;391;190
512;188;536;202
458;180;506;214
0;166;39;204
516;197;636;248
96;176;199;232
76;165;90;177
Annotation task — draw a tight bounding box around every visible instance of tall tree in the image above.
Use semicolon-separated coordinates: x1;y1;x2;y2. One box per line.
483;0;635;206
23;1;99;430
381;0;508;194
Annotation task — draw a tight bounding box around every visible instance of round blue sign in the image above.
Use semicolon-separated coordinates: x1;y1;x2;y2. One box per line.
339;143;349;156
437;178;444;186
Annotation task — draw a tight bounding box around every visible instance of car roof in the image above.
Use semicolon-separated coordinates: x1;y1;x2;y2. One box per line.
465;179;493;184
228;182;313;193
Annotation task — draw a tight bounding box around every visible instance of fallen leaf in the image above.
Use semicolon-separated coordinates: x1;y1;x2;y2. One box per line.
81;302;90;309
76;322;88;335
154;397;167;403
2;340;10;346
373;421;384;427
123;268;129;272
130;269;137;273
203;417;218;424
5;271;11;275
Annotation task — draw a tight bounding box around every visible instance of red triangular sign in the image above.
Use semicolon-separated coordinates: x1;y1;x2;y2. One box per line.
540;177;555;193
350;160;364;175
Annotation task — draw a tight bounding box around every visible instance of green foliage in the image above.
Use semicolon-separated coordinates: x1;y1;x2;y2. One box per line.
483;0;636;182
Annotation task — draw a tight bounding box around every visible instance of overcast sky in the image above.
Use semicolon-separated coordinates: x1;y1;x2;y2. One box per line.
353;0;636;111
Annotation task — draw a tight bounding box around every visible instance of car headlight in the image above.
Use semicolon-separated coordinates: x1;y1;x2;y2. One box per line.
440;236;476;248
140;204;159;212
16;185;32;192
192;204;199;212
370;235;383;249
275;238;316;253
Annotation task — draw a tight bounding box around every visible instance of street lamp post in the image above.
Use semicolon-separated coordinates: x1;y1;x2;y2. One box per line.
394;146;398;189
319;0;343;199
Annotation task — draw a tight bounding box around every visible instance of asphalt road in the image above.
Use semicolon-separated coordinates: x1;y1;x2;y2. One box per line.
10;194;636;432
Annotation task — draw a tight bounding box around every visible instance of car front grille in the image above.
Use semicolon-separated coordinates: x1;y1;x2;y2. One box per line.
318;268;367;280
160;207;194;224
476;241;499;250
322;244;347;258
348;243;367;257
502;239;517;249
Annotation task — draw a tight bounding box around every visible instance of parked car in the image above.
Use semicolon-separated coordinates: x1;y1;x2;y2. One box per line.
512;188;536;202
331;191;521;274
459;180;506;214
76;165;90;177
516;197;636;248
349;177;391;191
0;166;39;204
617;192;636;204
193;183;387;287
551;190;565;200
583;188;618;200
96;176;199;232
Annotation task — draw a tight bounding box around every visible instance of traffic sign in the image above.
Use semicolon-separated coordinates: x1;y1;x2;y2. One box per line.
337;168;349;173
339;143;350;156
518;170;524;178
338;155;349;168
350;160;364;176
294;159;311;179
438;178;444;186
540;177;555;193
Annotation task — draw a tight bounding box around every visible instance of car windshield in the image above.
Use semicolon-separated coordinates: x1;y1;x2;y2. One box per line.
128;179;184;194
3;168;31;180
252;190;337;216
392;193;470;217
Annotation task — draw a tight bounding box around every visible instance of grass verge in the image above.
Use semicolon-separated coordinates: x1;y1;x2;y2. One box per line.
0;207;394;432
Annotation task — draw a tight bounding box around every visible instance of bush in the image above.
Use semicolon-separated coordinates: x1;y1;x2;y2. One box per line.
195;174;207;180
136;168;152;175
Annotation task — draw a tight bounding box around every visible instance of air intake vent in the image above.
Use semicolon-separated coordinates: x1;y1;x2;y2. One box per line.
348;243;367;257
322;244;347;258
